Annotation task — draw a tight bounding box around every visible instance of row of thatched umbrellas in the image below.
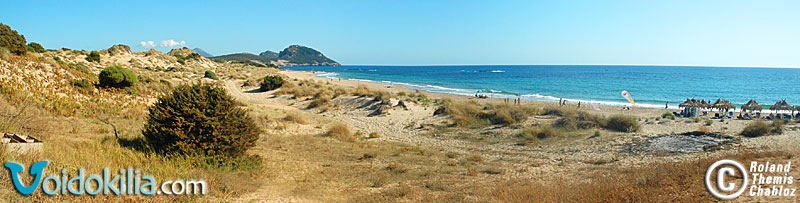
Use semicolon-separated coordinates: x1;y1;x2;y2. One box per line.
679;98;800;113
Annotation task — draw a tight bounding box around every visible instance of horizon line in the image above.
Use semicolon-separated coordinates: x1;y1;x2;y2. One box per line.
332;63;800;69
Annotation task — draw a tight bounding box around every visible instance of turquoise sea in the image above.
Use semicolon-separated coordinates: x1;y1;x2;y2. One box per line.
283;65;800;110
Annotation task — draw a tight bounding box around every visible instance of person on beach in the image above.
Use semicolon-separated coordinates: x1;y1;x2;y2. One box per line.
578;101;581;109
665;101;669;109
559;98;563;106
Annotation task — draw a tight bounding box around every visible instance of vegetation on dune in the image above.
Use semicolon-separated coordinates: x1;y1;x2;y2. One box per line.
99;65;138;88
551;110;605;131
518;126;563;143
142;83;261;159
740;120;783;137
85;50;100;62
0;23;27;55
660;111;676;120
204;70;219;80
604;114;640;132
325;122;356;142
259;75;284;91
434;99;539;128
175;52;201;65
26;42;45;53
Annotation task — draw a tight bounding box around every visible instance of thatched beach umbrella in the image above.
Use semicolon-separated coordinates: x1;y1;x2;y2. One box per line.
741;99;762;112
769;99;794;114
700;99;712;109
712;98;736;112
679;98;698;108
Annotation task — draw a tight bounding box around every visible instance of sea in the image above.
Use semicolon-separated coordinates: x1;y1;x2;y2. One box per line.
283;65;800;111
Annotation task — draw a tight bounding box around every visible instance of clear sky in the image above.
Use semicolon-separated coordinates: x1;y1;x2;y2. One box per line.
1;0;798;67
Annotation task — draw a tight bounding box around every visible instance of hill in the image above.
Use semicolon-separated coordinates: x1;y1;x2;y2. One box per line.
277;45;338;66
211;45;339;67
259;50;278;58
192;48;214;57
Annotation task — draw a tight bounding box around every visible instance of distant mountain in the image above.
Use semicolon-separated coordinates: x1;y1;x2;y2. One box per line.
211;45;339;67
192;48;213;57
259;50;278;58
277;45;338;66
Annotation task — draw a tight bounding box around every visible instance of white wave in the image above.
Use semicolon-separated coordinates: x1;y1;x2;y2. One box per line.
313;72;338;78
461;70;506;73
347;78;376;83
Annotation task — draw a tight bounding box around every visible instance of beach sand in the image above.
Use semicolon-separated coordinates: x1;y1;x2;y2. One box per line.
221;69;800;202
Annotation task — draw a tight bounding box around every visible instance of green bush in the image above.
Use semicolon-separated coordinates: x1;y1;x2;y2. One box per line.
98;65;138;88
142;83;261;159
86;51;100;62
661;112;676;120
259;75;283;91
204;70;219;80
0;23;27;55
604;115;640;132
26;42;44;53
704;119;713;126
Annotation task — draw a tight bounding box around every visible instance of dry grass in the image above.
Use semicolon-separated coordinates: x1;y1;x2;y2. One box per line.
518;126;564;143
604;114;641;132
0;50;271;201
740;120;784;137
283;112;308;124
436;99;540;128
488;150;793;202
324;123;356;142
551;110;605;131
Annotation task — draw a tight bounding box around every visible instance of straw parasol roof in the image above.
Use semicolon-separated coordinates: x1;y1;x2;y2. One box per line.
700;99;712;109
769;99;794;112
712;98;736;111
679;98;699;108
741;99;762;112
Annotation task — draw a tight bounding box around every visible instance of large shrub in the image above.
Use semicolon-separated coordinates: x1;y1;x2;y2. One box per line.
86;51;100;62
99;65;138;88
26;42;45;53
142;83;261;158
0;23;27;55
604;114;640;132
259;75;283;91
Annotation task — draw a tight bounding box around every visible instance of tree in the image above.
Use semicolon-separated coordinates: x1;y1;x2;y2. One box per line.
0;23;27;55
26;42;45;53
142;83;261;159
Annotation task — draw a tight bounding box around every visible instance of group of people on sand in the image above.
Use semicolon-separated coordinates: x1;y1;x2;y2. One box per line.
503;98;522;105
558;98;583;109
735;112;798;120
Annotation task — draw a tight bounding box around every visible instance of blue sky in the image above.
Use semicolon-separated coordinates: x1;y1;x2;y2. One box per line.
1;0;798;67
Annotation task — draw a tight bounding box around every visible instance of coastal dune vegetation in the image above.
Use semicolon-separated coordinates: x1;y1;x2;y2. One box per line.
0;22;798;203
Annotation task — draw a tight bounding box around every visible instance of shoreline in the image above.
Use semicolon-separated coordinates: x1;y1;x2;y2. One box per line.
283;69;796;114
280;69;671;118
